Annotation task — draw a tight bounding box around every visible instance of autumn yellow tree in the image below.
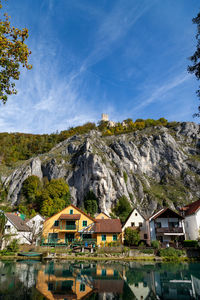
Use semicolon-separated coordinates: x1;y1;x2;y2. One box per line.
0;0;32;103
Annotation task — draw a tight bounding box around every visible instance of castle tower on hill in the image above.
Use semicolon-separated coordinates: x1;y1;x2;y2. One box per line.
101;113;109;121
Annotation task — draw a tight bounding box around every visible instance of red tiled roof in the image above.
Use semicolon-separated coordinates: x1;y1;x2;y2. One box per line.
59;214;81;220
95;219;122;233
182;199;200;216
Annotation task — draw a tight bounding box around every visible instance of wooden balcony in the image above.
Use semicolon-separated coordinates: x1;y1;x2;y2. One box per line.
156;227;184;234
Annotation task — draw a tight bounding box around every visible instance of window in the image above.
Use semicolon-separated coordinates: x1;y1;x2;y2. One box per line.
40;220;43;225
113;234;117;241
101;234;106;241
135;213;137;216
32;221;35;224
5;225;11;230
70;209;73;215
156;222;161;228
139;222;142;227
48;282;54;291
101;269;106;276
54;220;59;227
131;222;135;227
80;283;85;292
82;220;87;227
144;234;147;239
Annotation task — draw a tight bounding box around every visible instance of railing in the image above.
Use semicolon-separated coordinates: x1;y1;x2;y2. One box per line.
156;227;183;233
59;224;77;230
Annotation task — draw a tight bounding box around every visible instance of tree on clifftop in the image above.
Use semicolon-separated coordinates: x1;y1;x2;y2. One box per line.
0;0;32;103
188;11;200;117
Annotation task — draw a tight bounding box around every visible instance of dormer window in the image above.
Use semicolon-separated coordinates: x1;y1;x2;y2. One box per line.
70;209;73;215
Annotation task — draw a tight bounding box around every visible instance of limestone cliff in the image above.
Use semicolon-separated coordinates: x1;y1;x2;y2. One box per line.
1;122;200;217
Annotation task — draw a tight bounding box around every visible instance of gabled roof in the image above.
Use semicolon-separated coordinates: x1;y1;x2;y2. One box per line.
5;213;31;232
182;199;200;216
95;219;122;233
149;208;184;221
44;204;96;223
95;212;111;219
122;208;146;229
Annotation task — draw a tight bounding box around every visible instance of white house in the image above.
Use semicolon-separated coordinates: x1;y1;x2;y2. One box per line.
122;208;150;245
181;199;200;240
26;214;45;245
149;208;185;245
3;213;32;248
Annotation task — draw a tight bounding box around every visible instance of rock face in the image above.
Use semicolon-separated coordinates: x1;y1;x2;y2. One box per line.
1;122;200;217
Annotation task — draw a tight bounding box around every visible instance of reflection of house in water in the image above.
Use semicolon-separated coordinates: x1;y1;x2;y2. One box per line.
153;270;200;299
36;262;126;300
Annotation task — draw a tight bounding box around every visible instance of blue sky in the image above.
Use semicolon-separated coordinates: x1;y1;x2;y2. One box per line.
0;0;199;134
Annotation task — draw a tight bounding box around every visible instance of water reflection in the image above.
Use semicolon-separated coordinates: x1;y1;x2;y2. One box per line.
0;260;200;299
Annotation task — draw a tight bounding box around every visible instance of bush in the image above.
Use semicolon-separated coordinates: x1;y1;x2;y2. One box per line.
183;240;199;248
7;239;20;252
124;227;140;246
159;247;185;258
151;240;160;249
140;249;154;254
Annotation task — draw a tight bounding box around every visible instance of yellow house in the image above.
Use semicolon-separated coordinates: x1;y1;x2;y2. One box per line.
42;204;96;244
95;212;111;220
42;204;122;246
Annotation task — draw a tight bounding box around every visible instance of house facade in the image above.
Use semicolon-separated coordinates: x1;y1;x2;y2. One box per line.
180;199;200;240
26;214;45;245
4;213;32;248
42;204;122;246
149;208;185;245
122;208;150;245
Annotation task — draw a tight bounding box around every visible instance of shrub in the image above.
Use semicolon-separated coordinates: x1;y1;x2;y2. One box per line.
159;247;185;258
183;240;199;248
151;240;160;249
140;249;154;254
7;239;20;252
124;227;140;246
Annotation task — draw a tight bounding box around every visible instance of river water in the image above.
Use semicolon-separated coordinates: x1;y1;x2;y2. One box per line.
0;260;200;299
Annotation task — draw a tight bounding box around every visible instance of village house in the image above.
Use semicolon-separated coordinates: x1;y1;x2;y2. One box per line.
180;199;200;240
95;212;111;220
25;214;45;244
122;208;150;245
3;212;32;248
42;204;122;246
149;208;185;246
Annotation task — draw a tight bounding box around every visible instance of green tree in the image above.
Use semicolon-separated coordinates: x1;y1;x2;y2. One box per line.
113;195;132;223
188;11;200;116
124;227;140;246
21;175;42;204
84;191;98;216
0;0;32;103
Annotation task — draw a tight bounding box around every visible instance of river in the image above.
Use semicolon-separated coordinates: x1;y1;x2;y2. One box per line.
0;260;200;299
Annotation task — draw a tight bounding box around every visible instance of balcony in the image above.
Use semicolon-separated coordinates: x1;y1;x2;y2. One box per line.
59;224;77;231
156;227;184;234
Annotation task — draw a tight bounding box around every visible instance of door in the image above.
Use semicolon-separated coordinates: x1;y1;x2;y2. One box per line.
65;233;75;243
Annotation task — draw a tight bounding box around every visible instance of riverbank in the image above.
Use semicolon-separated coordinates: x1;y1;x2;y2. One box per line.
0;253;198;262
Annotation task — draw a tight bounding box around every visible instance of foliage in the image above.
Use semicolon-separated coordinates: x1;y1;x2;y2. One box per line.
39;178;70;217
188;11;200;116
151;240;160;249
113;195;132;223
0;211;6;248
140;248;154;254
123;171;128;184
124;227;140;246
21;175;42;204
159;247;185;258
6;238;19;252
84;191;98;216
183;240;199;248
0;0;32;103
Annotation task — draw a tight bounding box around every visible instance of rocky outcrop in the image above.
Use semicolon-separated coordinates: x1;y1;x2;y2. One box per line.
1;122;200;217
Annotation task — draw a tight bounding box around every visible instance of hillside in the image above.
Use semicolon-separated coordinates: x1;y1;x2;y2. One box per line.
0;121;199;217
